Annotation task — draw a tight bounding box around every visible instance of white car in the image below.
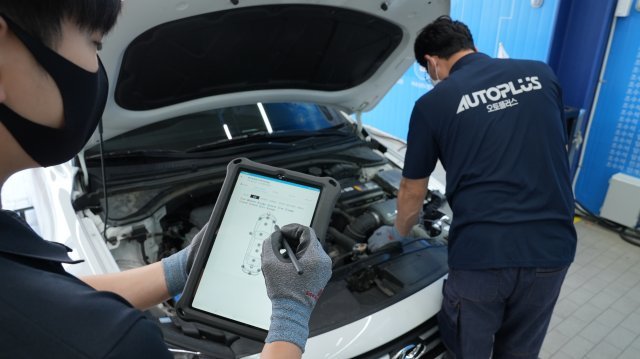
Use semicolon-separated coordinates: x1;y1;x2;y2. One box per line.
10;1;452;358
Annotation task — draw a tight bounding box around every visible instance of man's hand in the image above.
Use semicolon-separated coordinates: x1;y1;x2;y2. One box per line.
161;223;207;297
261;224;332;352
367;225;409;252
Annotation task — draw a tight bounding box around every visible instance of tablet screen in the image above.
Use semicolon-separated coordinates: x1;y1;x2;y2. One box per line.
191;170;321;330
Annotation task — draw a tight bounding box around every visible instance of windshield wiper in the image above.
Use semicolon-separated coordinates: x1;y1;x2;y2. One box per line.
84;149;185;161
185;134;297;153
186;125;353;153
85;141;295;160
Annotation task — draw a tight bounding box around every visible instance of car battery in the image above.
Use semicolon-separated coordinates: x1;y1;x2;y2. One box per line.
337;178;386;213
373;169;403;196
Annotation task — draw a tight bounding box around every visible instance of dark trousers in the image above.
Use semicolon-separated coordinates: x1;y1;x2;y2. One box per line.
438;266;568;359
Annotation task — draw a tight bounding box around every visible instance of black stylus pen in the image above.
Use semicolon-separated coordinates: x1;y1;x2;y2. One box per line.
275;225;304;275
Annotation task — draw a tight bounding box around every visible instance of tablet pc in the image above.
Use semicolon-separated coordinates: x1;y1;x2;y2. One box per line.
175;158;340;340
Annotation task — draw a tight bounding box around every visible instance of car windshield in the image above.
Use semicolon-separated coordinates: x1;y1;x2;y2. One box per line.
87;103;348;155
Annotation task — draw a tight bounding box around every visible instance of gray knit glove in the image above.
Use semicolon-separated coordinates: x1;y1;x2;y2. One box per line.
261;224;332;352
161;223;207;297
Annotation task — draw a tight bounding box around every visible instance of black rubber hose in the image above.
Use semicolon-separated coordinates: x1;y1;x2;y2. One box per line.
328;226;357;251
344;211;381;242
331;251;354;269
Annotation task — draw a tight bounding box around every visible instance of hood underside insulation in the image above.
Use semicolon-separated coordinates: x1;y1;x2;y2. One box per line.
116;4;403;111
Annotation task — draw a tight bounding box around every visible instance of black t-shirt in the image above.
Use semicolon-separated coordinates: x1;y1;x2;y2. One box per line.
0;210;172;358
403;52;576;269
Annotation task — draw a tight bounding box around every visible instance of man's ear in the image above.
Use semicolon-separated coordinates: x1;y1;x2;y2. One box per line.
424;54;438;66
0;15;8;40
0;15;10;63
0;83;6;104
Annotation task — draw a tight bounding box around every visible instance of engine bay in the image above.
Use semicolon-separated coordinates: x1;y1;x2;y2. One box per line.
76;160;449;274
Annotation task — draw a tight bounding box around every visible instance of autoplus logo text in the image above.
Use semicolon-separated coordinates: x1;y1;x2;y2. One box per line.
456;76;542;114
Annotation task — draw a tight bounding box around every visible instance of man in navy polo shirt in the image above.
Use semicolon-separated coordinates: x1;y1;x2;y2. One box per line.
390;16;576;358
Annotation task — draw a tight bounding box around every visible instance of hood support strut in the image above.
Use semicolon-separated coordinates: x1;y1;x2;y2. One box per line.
355;102;368;140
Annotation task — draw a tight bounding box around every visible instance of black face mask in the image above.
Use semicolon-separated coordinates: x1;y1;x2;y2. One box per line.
0;15;108;167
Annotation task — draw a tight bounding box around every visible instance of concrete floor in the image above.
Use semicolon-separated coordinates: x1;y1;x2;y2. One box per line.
540;220;640;358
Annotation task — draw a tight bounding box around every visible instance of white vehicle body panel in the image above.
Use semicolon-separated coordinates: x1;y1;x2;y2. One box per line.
240;276;445;359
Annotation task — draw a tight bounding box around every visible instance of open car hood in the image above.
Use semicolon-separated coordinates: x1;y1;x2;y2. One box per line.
90;0;449;144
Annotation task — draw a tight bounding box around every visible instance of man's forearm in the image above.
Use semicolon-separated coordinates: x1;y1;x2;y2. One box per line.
396;177;429;236
81;261;171;309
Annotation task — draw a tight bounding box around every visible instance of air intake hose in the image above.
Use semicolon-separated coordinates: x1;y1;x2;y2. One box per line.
328;227;357;251
344;211;381;242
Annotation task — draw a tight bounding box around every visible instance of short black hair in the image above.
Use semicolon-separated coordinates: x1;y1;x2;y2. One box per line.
0;0;122;47
414;15;475;67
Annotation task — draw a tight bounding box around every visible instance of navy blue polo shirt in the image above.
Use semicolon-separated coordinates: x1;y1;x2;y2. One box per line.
0;210;172;358
404;52;576;269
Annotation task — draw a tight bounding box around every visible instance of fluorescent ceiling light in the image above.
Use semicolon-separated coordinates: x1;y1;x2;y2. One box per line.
257;102;273;134
223;124;232;140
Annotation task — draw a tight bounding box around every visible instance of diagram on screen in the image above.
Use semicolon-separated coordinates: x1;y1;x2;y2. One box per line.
241;212;277;275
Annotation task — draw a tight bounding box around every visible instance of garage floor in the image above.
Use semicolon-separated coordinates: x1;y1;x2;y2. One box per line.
540;220;640;358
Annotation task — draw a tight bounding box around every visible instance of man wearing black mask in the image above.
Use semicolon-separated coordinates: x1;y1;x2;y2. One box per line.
0;2;330;358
